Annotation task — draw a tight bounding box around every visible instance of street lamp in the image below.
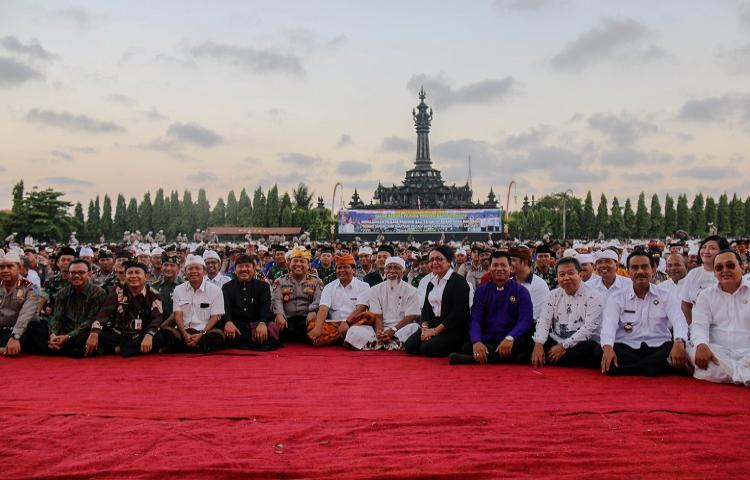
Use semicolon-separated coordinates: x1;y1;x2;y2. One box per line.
562;189;574;240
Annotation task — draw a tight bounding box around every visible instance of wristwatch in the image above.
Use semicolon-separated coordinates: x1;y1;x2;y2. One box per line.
11;333;21;341
504;335;514;342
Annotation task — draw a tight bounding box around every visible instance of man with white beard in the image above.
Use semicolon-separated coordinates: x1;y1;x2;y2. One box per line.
344;257;421;350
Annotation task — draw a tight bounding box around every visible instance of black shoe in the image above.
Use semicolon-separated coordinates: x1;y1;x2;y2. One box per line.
449;353;477;365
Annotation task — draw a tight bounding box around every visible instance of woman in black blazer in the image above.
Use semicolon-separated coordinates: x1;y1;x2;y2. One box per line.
405;245;471;357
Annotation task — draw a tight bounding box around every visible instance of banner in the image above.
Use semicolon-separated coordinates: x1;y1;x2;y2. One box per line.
338;209;502;234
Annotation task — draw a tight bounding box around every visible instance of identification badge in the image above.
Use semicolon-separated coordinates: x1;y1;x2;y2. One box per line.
134;318;142;331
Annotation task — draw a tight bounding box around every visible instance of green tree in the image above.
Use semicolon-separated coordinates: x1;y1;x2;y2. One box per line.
86;199;100;241
717;193;730;235
125;197;139;232
266;185;280;227
180;190;195;235
168;190;181;238
293;182;313;209
609;197;624;238
676;194;690;233
280;193;293;227
152;189;167;235
663;194;676;236
649;194;663;237
690;193;705;236
582;191;595;238
251;187;266;227
634;193;650;238
746;197;750;237
238;188;252;225
705;196;717;232
730;194;744;237
225;191;238;226
139;192;153;234
101;195;113;240
73;202;85;239
113;194;127;239
623;198;635;238
195;189;211;230
8;180;25;234
210;197;226;226
23;188;73;241
595;193;609;237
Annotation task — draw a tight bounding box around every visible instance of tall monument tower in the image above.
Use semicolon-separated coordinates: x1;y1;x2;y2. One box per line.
413;86;433;171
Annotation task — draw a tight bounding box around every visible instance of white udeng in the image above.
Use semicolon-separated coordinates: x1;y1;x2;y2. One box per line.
690;279;750;386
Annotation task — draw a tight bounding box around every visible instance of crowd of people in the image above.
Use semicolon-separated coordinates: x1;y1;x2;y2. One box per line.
1;234;748;387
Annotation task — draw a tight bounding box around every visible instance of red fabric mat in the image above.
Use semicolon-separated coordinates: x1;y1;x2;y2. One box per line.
1;344;748;479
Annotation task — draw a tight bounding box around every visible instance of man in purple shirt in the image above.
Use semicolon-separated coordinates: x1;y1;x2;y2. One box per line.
449;251;533;365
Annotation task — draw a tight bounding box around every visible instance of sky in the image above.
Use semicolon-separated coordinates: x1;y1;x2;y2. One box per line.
2;0;750;213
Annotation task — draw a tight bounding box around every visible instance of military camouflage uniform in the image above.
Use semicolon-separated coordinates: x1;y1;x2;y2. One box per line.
0;276;47;352
272;273;323;343
410;273;427;288
91;270;116;289
316;265;337;285
151;276;181;320
41;272;69;321
266;265;289;282
534;267;558;290
48;281;107;357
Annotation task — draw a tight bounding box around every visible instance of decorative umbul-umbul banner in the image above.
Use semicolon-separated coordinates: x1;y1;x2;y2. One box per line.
338;209;502;234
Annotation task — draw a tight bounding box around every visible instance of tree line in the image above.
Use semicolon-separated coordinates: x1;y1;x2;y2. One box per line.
1;181;333;243
511;191;750;240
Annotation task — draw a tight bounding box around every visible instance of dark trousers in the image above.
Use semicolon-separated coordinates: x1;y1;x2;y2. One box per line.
540;338;598;368
0;321;49;354
99;328;169;357
405;327;466;357
224;322;283;351
459;334;534;363
282;315;312;344
50;333;90;358
597;341;676;376
163;326;224;353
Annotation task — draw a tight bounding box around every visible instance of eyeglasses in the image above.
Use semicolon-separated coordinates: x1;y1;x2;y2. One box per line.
428;257;447;263
714;262;738;272
69;271;88;276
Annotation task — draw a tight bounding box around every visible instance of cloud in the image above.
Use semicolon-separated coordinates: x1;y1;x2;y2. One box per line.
551;168;608;184
26;108;125;133
119;47;142;65
279;152;322;167
144;107;166;121
551;18;667;71
718;43;750;75
433;138;495;164
106;94;135;106
49;7;91;30
406;73;517;108
51;150;73;161
623;172;664;183
588;112;658;145
380;136;414;152
493;0;562;12
674;166;741;180
600;148;671;166
1;36;57;61
164;122;223;147
282;28;348;52
42;176;94;187
742;2;750;31
186;171;218;183
154;53;197;69
678;93;750;124
0;56;43;87
500;126;550;150
189;41;303;76
337;161;372;176
336;134;352;148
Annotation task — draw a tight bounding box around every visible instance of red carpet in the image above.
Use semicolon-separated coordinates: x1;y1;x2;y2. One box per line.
1;345;748;479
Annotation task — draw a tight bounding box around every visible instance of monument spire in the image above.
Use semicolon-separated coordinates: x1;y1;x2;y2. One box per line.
413;86;433;170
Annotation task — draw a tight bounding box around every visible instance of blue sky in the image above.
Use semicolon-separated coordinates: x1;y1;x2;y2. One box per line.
1;0;750;211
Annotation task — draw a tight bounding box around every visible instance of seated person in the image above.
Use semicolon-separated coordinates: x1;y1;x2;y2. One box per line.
599;251;689;376
47;259;107;357
0;252;47;356
167;255;225;352
345;256;420;350
690;249;750;386
89;261;169;357
406;245;470;358
222;254;281;350
272;246;322;343
531;257;603;368
308;254;370;346
449;251;532;364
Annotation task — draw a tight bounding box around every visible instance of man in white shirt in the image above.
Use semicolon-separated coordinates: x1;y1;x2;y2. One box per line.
308;254;370;346
532;257;603;368
345;257;420;350
169;255;225;352
203;250;231;289
587;249;633;304
509;246;549;322
600;250;689;376
658;253;688;301
690;249;750;386
576;253;596;283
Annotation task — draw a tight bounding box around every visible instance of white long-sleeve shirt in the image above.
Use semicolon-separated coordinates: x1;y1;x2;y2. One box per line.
691;279;750;351
533;283;603;349
600;284;689;348
519;273;550;321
